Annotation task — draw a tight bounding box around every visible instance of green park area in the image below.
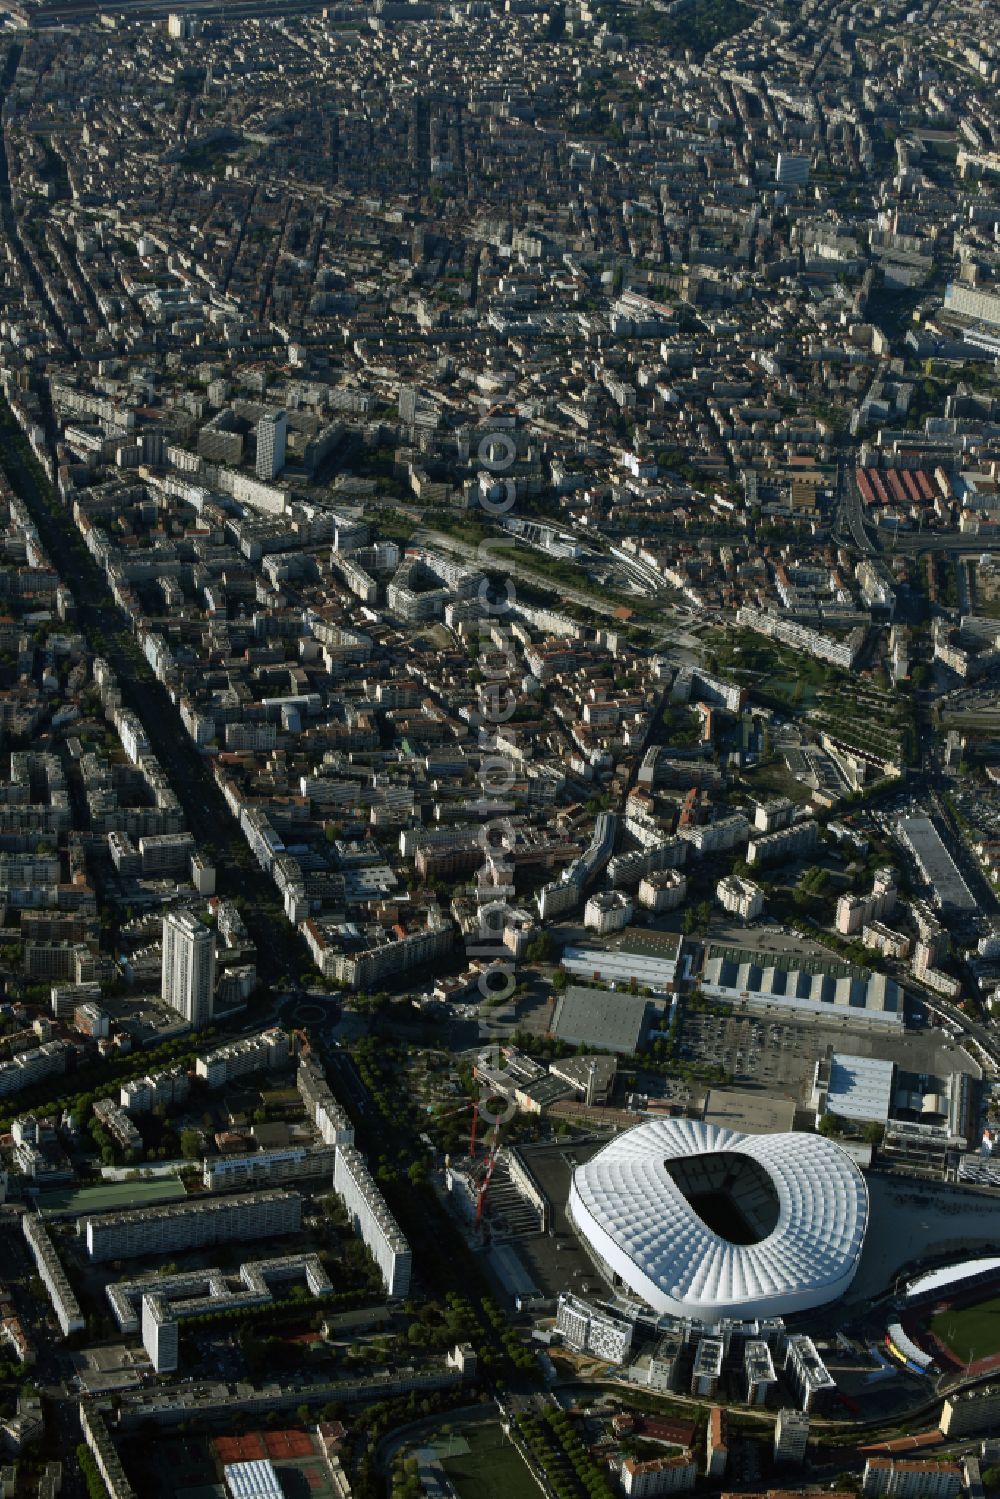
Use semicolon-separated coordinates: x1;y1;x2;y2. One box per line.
928;1294;1000;1365
440;1425;539;1499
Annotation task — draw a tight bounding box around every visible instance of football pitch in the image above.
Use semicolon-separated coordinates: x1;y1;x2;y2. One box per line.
440;1425;539;1499
929;1294;1000;1365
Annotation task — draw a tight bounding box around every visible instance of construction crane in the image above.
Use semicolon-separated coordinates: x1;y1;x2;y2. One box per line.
475;1132;501;1226
434;1091;508;1228
474;1098;510;1227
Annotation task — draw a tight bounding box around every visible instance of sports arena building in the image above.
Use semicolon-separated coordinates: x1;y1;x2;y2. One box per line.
568;1118;868;1320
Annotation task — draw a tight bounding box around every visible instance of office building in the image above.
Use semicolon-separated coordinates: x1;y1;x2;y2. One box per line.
255;410;287;480
744;1340;776;1405
783;1335;836;1412
555;1293;634;1364
644;1332;684;1392
161;911;216;1029
333;1145;412;1297
691;1337;724;1397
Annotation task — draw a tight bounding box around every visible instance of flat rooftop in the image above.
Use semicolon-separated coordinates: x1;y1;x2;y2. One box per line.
552;986;653;1056
897;817;977;912
826;1052;895;1123
701;1088;797;1135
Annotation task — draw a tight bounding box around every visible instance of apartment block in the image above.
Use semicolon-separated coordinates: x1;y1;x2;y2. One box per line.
195;1029;288;1090
120;1067;190;1115
717;875;764;922
93;1098;143;1157
747;820;819;867
0;1040;70;1099
940;1383;1000;1436
621;1452;697;1497
333;1145;412;1297
22;1215;84;1337
82;1190;303;1262
773;1408;810;1464
296;1053;355;1147
202;1144;337;1192
862;1459;962;1499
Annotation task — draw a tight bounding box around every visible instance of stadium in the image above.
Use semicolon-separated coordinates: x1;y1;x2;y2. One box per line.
568;1118;869;1320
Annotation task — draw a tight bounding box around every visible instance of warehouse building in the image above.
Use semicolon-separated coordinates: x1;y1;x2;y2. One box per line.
701;951;903;1029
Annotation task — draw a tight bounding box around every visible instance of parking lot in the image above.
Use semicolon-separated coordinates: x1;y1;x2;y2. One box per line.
679;999;981;1109
508;1142;613;1306
682;1009;813;1094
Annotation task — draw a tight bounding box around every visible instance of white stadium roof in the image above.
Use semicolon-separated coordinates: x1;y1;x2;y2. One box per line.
569;1118;868;1320
225;1460;285;1499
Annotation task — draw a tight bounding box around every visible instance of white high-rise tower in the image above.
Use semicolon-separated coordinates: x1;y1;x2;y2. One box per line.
256;409;287;480
161;910;216;1030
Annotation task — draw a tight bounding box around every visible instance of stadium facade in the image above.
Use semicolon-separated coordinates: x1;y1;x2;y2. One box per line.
568;1119;868;1320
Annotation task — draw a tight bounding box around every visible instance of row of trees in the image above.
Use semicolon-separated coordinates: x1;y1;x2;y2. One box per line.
514;1407;614;1499
481;1296;536;1376
76;1445;109;1499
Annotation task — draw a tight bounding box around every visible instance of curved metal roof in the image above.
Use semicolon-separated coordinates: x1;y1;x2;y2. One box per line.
570;1118;868;1319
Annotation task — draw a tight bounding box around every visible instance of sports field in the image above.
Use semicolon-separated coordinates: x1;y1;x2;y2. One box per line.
40;1178;188;1216
929;1294;1000;1365
440;1424;539;1499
